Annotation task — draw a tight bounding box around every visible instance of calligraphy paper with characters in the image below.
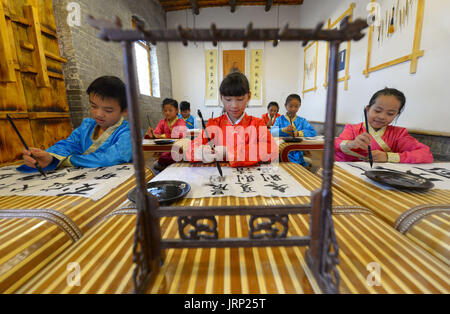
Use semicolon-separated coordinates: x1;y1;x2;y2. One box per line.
150;165;310;198
0;164;135;201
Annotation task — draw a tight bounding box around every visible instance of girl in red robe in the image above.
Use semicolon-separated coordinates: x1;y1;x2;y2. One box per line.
187;72;278;167
146;98;187;170
261;101;281;129
335;88;433;164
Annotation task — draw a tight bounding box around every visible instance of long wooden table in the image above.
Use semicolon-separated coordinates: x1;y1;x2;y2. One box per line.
328;164;450;266
0;167;153;293
17;163;449;294
276;137;324;165
143;137;325;164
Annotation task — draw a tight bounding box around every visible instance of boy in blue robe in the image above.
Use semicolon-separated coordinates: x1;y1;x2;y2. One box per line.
19;76;132;172
271;94;317;166
178;101;199;130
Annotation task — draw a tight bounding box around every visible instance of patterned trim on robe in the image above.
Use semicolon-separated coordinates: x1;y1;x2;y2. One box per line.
369;125;392;153
281;114;303;137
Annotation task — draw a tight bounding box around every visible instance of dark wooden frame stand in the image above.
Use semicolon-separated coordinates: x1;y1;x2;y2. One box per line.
87;16;367;294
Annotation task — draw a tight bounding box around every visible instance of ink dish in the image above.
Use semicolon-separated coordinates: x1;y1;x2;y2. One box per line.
128;180;191;204
365;170;434;191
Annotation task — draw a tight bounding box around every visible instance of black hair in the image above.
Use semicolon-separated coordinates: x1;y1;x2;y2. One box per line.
162;98;178;111
86;76;127;111
180;101;190;111
285;94;301;106
219;72;250;97
368;87;406;115
267;101;279;110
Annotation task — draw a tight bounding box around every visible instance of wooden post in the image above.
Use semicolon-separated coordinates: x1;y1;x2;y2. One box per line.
122;41;161;293
306;40;340;294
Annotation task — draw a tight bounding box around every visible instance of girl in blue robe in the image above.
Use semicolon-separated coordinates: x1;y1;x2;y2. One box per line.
271;94;317;166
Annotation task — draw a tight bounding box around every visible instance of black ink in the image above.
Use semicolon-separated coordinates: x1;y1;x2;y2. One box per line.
89;167;108;172
10;184;32;192
205;183;228;195
260;174;282;182
0;174;15;181
265;182;289;193
413;167;450;180
116;165;131;171
40;182;74;192
94;173;117;180
235;167;252;175
68;173;88;181
57;183;98;196
237;183;254;193
236;174;255;184
65;167;84;173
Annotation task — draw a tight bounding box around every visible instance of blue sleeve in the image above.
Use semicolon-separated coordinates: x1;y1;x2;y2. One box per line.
270;118;283;137
46;119;92;158
192;116;199;129
68;127;132;167
270;116;292;137
297;118;317;137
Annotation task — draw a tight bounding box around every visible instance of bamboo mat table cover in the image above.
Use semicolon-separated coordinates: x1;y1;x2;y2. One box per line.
18;163;450;294
0;167;153;293
327;163;450;265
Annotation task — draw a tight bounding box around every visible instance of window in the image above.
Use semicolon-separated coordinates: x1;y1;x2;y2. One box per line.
134;41;152;96
132;17;160;97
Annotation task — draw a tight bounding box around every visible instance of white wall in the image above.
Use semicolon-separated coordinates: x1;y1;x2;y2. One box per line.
167;1;450;133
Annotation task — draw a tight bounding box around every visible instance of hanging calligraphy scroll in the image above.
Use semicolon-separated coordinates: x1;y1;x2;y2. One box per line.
364;0;424;76
250;49;263;102
205;49;218;106
324;3;355;90
303;41;318;97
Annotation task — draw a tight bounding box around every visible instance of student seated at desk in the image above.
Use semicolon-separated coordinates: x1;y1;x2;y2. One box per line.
186;72;278;167
178;101;199;130
146;98;187;172
335;87;433;163
19;76;132;172
261;101;281;129
270;94;317;166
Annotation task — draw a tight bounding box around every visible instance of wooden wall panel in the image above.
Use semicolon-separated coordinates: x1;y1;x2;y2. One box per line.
0;0;72;165
30;118;73;150
0;71;27;111
0;117;33;164
37;0;56;30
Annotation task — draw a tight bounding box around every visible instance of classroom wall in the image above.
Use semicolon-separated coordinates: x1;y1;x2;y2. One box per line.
52;0;170;129
167;1;450;134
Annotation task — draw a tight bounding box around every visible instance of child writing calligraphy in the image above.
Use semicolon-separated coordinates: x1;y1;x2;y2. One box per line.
19;76;132;172
178;101;199;130
186;72;278;167
146;98;187;172
270;94;317;166
335;87;433;163
261;101;281;129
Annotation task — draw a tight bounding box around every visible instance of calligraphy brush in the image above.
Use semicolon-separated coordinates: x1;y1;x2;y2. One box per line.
6;114;47;177
198;110;223;177
363;108;373;168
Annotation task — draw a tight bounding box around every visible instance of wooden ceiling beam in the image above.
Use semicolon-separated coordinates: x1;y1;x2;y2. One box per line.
190;0;200;15
265;0;273;12
229;0;236;13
